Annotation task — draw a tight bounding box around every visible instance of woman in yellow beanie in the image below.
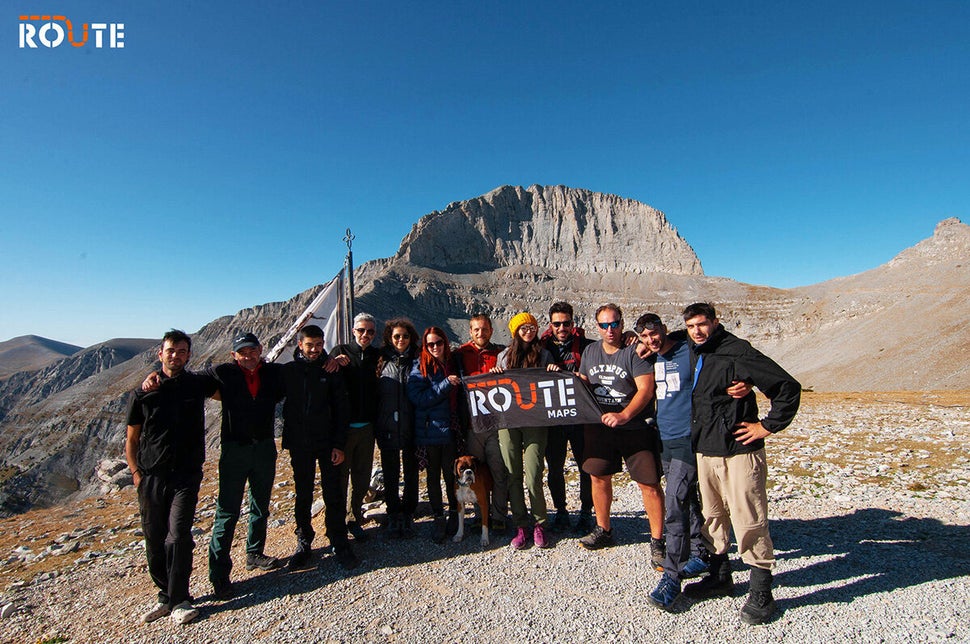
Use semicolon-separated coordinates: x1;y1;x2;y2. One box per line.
492;312;560;549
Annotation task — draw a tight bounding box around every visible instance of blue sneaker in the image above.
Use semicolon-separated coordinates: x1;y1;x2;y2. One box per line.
681;555;710;578
648;572;682;611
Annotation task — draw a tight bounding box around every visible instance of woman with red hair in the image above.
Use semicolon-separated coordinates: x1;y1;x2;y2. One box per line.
406;326;461;543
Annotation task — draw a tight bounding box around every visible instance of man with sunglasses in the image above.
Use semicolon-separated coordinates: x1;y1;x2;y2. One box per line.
332;312;381;542
540;301;595;534
577;305;665;563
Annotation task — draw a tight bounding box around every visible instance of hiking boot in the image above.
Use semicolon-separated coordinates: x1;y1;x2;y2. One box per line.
170;601;199;625
579;525;614;550
681;554;710;578
534;524;550;548
401;514;415;539
333;546;359;570
432;515;447;544
740;589;777;625
551;510;571;533
684;573;734;599
212;578;234;601
445;511;459;537
347;521;369;543
740;567;776;625
140;602;171;624
288;542;314;570
246;552;280;571
384;513;402;538
573;511;594;535
683;554;733;599
510;527;530;550
650;537;666;572
648;572;682;611
490;517;507;535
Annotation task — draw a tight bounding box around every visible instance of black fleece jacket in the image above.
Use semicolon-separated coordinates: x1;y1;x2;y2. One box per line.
331;341;380;424
690;325;801;457
280;348;351;454
375;346;417;452
206;361;284;444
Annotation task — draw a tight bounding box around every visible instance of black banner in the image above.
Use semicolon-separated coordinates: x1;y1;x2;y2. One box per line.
463;368;604;433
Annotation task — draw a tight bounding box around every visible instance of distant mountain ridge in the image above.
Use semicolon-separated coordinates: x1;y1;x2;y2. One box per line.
0;335;82;380
0;185;966;516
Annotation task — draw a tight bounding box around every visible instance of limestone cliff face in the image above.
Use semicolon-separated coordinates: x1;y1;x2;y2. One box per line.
356;185;776;350
397;185;702;275
887;217;970;270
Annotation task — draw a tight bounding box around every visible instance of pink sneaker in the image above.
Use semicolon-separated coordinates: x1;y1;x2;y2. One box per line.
510;527;529;550
534;524;550;548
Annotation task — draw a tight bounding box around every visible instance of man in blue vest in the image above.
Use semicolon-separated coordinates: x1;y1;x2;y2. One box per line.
635;313;750;612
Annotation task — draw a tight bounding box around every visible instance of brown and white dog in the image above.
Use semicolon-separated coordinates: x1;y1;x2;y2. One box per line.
453;455;493;546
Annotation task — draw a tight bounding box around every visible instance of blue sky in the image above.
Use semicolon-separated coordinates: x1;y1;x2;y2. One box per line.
3;1;968;347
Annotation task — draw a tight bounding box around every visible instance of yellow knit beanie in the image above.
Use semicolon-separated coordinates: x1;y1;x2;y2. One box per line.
508;312;539;336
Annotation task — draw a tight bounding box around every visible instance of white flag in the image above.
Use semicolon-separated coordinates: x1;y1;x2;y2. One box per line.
265;270;346;363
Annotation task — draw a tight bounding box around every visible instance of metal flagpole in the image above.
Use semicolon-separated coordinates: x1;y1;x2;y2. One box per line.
343;228;356;343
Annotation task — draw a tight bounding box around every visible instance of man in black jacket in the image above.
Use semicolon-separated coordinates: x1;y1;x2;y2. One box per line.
127;330;217;626
206;332;285;598
680;303;801;626
281;325;357;570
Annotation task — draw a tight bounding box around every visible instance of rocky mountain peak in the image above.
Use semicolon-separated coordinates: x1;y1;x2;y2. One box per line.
936;216;965;234
394;185;703;275
887;217;969;269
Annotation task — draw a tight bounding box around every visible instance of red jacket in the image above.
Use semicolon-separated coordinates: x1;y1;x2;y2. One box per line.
454;341;504;376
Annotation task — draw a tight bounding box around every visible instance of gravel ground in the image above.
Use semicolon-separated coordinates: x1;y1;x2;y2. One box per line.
2;392;969;643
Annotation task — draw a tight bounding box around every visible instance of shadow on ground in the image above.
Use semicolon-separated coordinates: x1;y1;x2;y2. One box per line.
194;509;517;620
599;506;970;619
772;508;970;610
193;505;970;621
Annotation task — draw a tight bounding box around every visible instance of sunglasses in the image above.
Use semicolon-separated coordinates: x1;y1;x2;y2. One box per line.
597;321;621;330
354;328;376;336
551;320;573;328
518;324;538;333
425;340;445;348
391;333;410;340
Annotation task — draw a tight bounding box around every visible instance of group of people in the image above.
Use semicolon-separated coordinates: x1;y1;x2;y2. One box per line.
125;300;800;627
